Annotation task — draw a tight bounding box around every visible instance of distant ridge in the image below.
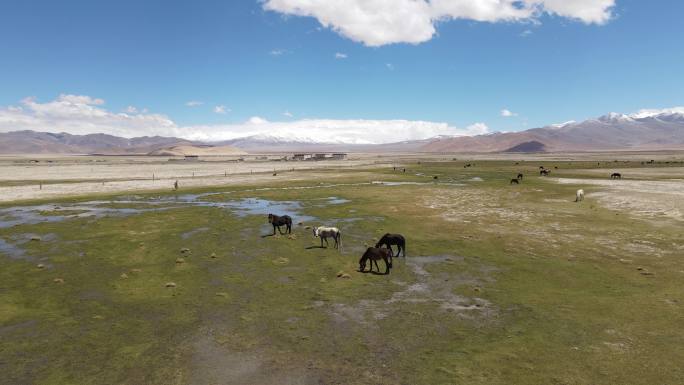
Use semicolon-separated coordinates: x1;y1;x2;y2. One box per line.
504;141;546;153
1;109;684;154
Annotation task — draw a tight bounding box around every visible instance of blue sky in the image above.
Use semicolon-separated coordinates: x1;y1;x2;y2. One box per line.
0;0;682;142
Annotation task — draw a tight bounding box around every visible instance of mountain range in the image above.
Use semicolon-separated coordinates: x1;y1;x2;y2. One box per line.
1;110;683;154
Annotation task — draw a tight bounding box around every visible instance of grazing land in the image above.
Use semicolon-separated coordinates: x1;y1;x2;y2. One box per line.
1;154;684;385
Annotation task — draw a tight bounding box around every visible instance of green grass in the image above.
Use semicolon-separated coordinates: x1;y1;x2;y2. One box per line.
1;161;683;384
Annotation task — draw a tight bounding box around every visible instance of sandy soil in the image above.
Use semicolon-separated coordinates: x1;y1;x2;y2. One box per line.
0;157;387;202
554;177;684;221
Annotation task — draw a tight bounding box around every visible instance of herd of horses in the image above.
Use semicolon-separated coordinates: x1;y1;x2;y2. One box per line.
267;213;405;275
265;166;626;275
509;167;624;203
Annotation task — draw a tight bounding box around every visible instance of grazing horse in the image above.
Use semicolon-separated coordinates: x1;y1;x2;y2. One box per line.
359;247;393;274
313;226;341;249
510;178;520;185
267;213;292;235
611;173;622;179
575;189;585;202
375;233;406;258
517;173;524;180
540;169;550;176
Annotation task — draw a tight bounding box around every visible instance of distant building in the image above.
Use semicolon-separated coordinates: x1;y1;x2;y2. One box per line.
184;155;199;161
331;153;347;160
292;153;314;161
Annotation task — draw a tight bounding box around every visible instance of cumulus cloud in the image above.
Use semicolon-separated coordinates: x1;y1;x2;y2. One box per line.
214;105;230;114
334;52;348;59
0;94;491;144
0;95;177;138
283;111;294;118
183;117;489;143
262;0;616;46
501;109;518;117
186;100;203;107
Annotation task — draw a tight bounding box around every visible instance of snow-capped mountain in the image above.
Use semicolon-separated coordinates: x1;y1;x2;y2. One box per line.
421;108;684;152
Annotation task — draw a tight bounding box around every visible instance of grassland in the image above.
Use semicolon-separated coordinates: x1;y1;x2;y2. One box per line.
1;160;683;384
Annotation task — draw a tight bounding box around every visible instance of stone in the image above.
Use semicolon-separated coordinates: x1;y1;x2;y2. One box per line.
338;273;352;279
180;248;190;253
120;273;129;279
30;236;41;241
130;268;142;273
215;292;229;298
210;252;217;258
165;282;177;288
273;257;290;265
53;278;64;284
176;258;185;264
36;264;45;269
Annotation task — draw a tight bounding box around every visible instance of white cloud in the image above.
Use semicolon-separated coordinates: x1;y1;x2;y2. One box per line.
0;94;493;144
262;0;615;46
269;49;288;56
334;52;348;59
124;106;138;114
520;29;533;37
0;95;177;138
186;100;203;107
501;109;518;117
214;105;230;114
283;111;294;118
465;122;490;135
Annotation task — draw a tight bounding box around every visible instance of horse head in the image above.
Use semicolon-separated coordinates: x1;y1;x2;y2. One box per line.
312;227;319;237
268;213;274;223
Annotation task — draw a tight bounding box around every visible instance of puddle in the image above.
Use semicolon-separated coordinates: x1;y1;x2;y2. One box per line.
0;194;322;229
0;238;26;259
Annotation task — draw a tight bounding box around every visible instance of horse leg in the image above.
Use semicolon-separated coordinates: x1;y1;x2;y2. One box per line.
272;224;277;235
320;237;324;248
324;237;329;248
384;257;390;274
373;259;380;273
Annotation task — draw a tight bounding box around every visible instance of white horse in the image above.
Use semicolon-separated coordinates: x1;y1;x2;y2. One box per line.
313;226;341;249
575;189;585;202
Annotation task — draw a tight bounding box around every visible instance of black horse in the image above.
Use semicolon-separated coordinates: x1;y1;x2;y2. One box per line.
359;247;393;274
375;233;406;258
611;172;622;179
510;178;519;185
517;173;523;180
540;169;550;176
267;213;292;235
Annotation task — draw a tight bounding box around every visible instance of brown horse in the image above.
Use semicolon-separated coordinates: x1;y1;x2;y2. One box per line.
359;247;393;274
375;233;406;257
267;213;292;235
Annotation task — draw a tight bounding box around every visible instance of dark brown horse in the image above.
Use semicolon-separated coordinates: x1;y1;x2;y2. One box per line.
267;213;292;235
375;233;406;257
540;169;550;176
611;172;622;179
359;247;393;274
510;178;519;184
517;173;523;180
